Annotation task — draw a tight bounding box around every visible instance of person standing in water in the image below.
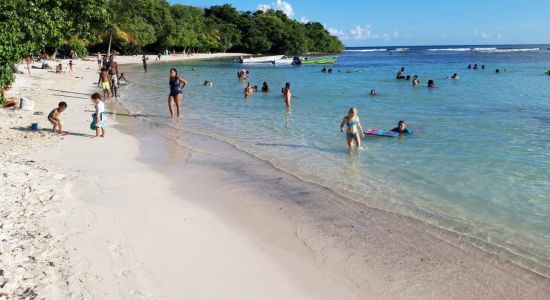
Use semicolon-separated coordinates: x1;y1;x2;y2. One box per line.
340;107;365;149
282;82;292;108
108;55;119;98
142;55;148;73
261;81;270;92
168;68;188;118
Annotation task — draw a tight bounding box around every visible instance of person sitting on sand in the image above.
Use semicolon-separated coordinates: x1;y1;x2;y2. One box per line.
370;89;376;96
55;63;63;73
47;102;67;135
98;67;110;101
391;120;413;134
427;79;436;88
282;82;292;108
91;92;106;138
244;82;254;98
41;58;50;69
203;80;213;87
1;84;18;107
261;81;270;92
340;107;365;149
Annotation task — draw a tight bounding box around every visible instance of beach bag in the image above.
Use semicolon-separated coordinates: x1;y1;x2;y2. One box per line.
19;97;34;111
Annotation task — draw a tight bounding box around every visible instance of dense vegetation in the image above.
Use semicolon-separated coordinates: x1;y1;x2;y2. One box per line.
0;1;342;102
100;2;343;55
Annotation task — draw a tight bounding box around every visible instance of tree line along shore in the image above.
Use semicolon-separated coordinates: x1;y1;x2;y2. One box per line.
0;0;344;104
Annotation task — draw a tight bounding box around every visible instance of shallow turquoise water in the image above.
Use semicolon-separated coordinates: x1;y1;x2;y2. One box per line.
119;46;550;273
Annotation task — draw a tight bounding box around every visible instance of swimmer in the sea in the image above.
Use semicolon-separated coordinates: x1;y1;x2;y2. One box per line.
244;82;254;98
391;120;413;134
427;79;436;88
370;89;376;96
261;81;270;92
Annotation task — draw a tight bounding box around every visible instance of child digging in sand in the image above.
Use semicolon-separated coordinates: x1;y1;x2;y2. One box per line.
47;101;67;135
91;92;106;138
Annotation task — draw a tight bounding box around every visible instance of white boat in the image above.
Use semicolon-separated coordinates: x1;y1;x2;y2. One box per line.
273;56;296;65
235;55;284;64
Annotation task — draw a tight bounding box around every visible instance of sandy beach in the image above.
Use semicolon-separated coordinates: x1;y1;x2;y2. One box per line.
1;55;550;299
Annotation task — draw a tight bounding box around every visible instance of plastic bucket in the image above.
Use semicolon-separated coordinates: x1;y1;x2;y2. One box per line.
31;123;39;130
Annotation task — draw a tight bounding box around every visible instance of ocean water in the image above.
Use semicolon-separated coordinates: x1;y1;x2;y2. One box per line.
118;45;550;275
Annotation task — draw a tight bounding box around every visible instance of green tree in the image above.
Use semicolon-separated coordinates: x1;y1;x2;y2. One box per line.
0;0;108;102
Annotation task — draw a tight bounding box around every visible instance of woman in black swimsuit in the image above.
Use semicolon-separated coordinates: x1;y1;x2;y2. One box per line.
168;68;188;118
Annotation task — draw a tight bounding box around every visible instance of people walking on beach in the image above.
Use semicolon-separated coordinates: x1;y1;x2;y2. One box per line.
340;107;365;149
108;55;119;98
25;56;32;74
282;82;292;108
168;68;188;118
91;92;106;138
261;81;270;92
47;102;67;135
68;60;74;72
142;55;148;72
97;52;102;70
98;67;110;101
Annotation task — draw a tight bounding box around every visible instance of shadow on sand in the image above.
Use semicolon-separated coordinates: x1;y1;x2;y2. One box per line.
11;126;95;138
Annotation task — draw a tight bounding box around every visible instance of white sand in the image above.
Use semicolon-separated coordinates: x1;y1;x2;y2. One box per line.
1;56;549;299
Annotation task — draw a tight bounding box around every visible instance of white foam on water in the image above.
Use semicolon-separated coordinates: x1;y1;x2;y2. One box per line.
345;48;388;52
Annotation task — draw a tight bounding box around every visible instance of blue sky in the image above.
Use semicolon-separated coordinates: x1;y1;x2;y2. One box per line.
172;0;550;46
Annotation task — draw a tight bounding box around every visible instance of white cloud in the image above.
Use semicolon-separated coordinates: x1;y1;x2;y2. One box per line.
350;25;366;39
274;0;293;18
257;1;294;17
496;32;503;39
256;4;270;12
327;24;400;42
299;16;310;23
473;28;490;39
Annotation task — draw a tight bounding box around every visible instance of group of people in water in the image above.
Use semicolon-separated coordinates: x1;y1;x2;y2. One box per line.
237;69;292;108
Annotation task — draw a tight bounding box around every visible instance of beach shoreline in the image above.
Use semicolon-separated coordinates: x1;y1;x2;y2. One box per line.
1;56;549;299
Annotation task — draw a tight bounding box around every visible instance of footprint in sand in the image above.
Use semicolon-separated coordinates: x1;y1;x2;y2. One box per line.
109;243;122;257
